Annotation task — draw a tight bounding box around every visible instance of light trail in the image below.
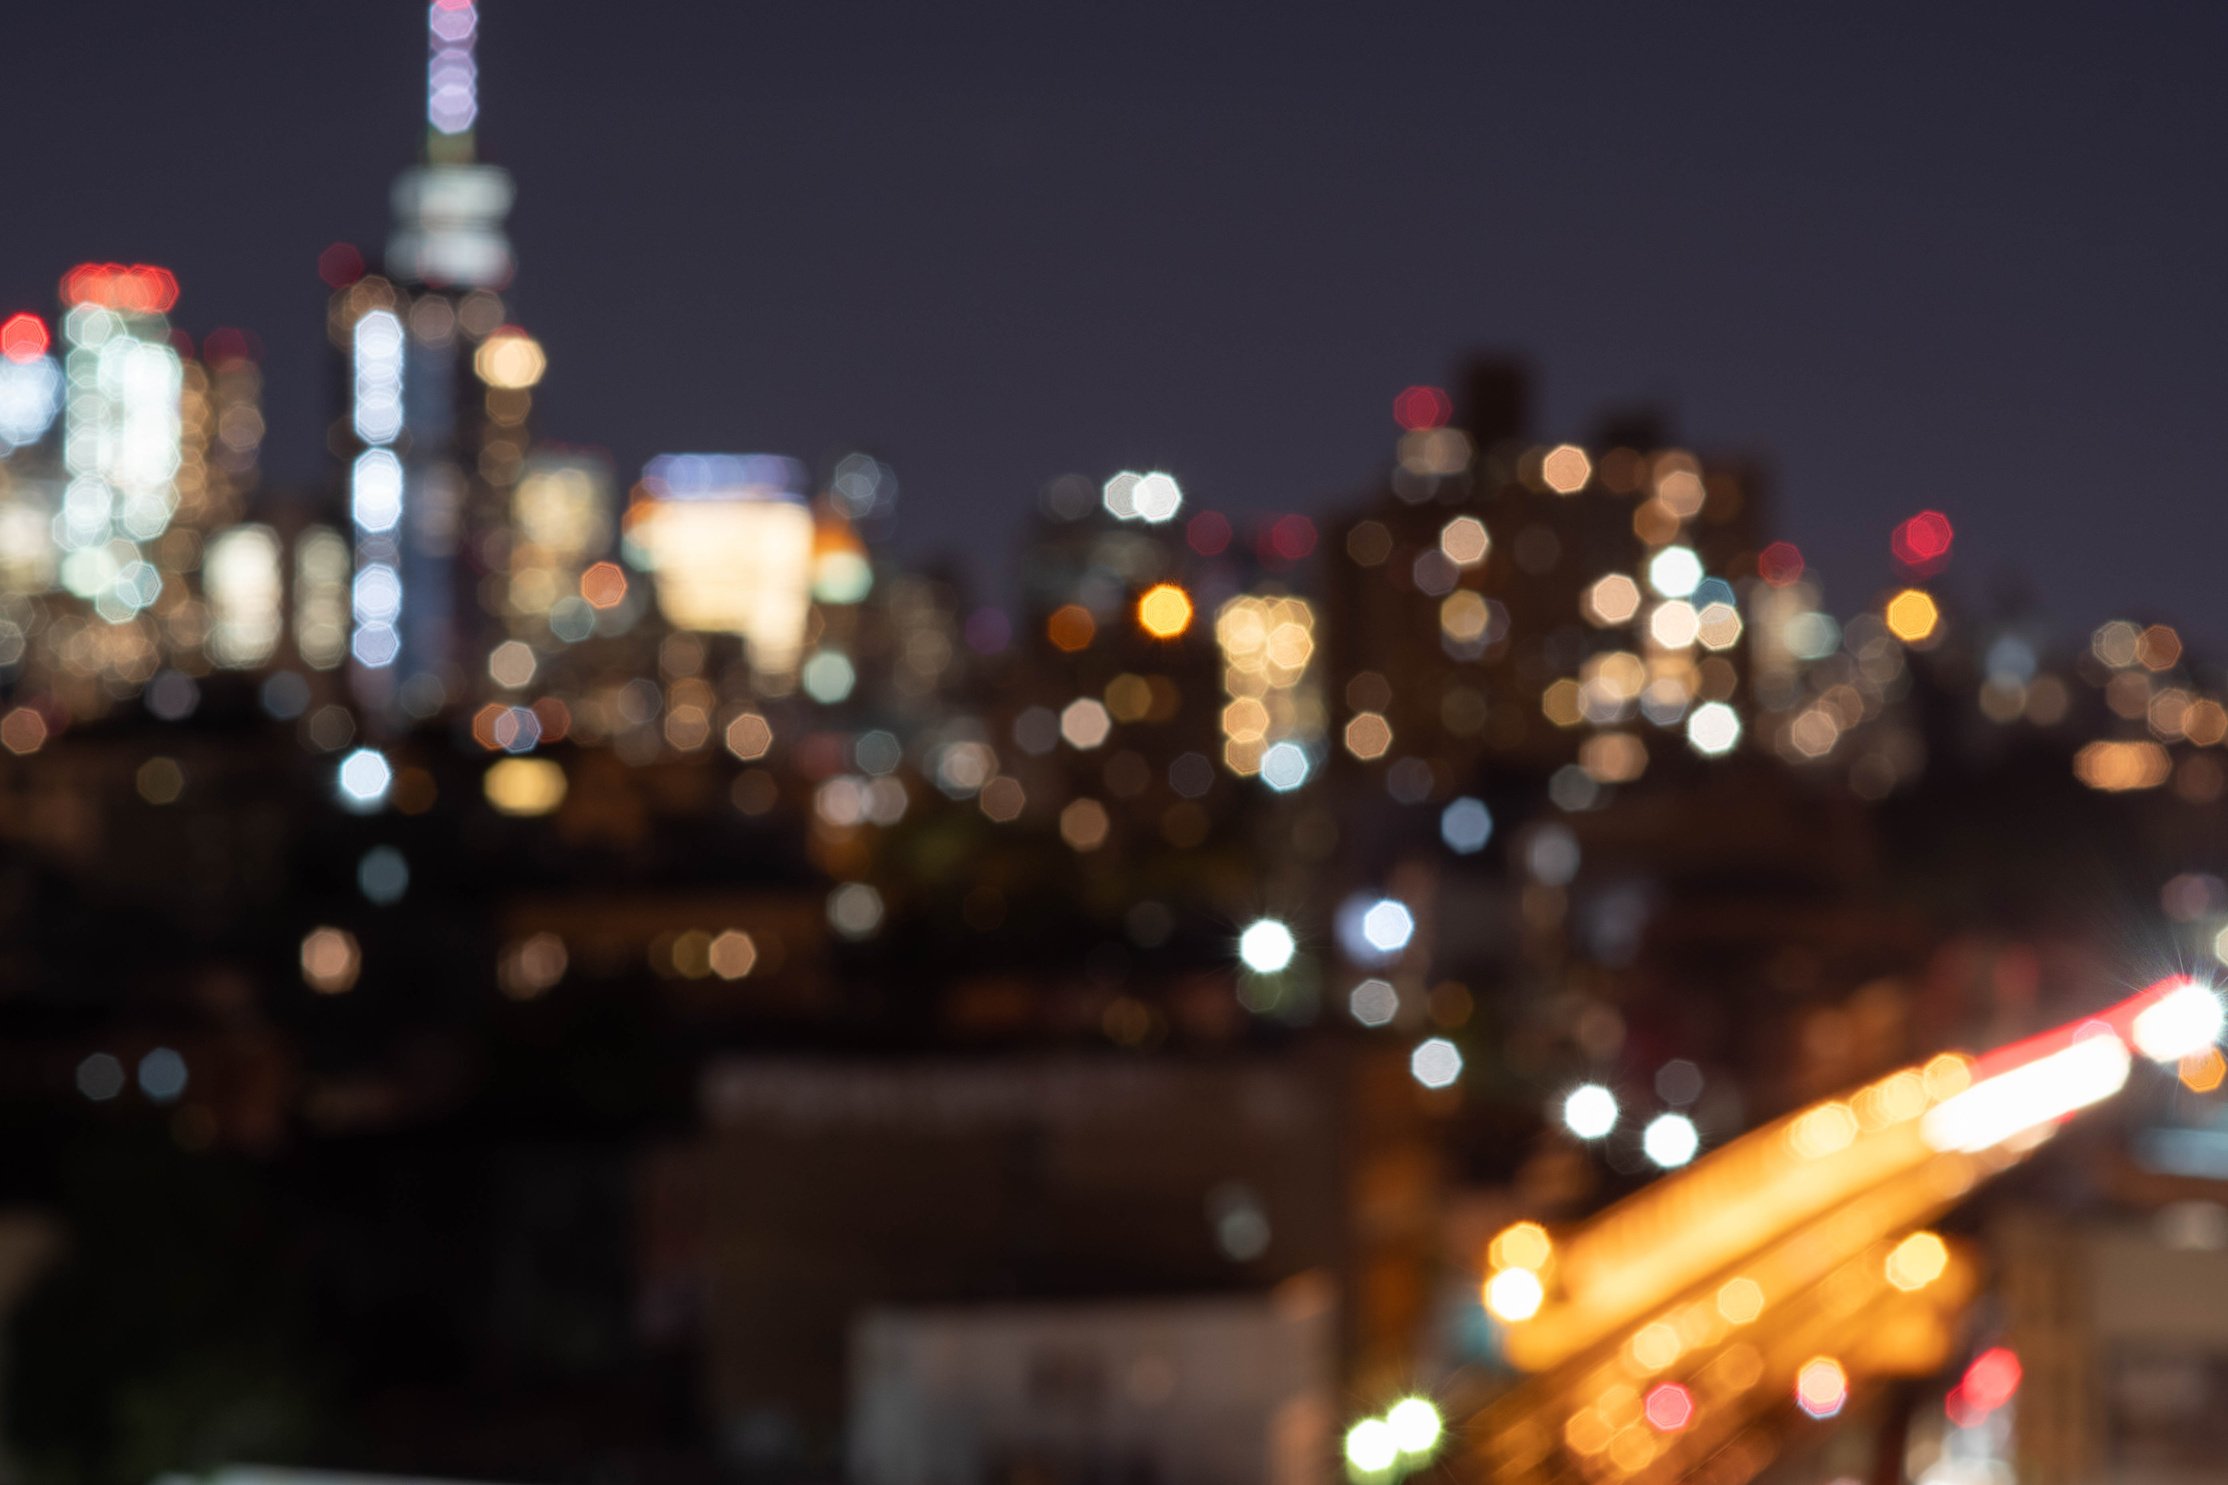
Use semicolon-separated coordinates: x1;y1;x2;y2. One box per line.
1469;975;2219;1484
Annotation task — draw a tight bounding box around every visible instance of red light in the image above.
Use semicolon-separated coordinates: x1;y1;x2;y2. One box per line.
59;263;179;315
1643;1383;1694;1433
1187;510;1231;557
0;313;47;363
1758;540;1804;587
1394;385;1452;431
1262;514;1317;563
201;327;257;366
1961;1347;2021;1413
1891;510;1954;575
318;242;366;289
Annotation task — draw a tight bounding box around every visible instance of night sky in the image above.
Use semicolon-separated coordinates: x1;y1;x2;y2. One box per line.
8;3;2223;639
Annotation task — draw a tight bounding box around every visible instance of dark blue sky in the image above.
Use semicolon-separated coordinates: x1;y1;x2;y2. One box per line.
7;3;2223;639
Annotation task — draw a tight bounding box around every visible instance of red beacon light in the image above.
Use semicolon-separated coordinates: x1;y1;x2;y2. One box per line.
1758;540;1805;587
1394;385;1452;431
1891;510;1955;575
0;313;48;363
59;263;179;315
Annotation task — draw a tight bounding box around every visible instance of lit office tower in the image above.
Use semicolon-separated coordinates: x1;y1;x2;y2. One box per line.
336;0;528;717
625;455;817;688
0;311;65;595
55;264;182;630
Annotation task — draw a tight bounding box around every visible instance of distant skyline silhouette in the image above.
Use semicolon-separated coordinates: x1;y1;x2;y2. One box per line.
7;1;2222;639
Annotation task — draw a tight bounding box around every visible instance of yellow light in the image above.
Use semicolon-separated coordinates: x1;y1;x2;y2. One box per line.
1344;1418;1397;1475
2182;1047;2226;1093
484;757;568;816
1715;1276;1764;1325
2074;738;2173;792
1628;1321;1683;1373
1921;1053;1972;1102
1489;1221;1553;1271
1385;1397;1442;1455
474;328;546;389
1885;1231;1949;1291
1788;1101;1859;1160
1794;1356;1848;1418
1484;1266;1544;1322
1884;588;1939;644
1137;582;1193;639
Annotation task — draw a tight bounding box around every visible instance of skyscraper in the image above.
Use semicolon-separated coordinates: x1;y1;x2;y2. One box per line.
334;0;550;722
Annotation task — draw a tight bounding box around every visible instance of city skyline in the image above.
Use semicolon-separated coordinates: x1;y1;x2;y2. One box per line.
5;1;2223;637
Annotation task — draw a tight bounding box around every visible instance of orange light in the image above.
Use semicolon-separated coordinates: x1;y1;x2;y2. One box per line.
2181;1046;2226;1093
1137;583;1193;640
1884;588;1939;644
1047;603;1096;653
60;262;179;315
580;561;628;610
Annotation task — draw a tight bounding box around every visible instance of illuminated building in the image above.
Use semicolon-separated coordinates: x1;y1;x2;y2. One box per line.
625;454;816;685
56;264;183;629
506;450;614;637
0;313;65;600
1215;592;1322;783
329;0;536;718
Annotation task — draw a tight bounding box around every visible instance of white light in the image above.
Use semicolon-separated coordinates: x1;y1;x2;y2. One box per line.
427;1;479;135
801;651;856;704
1647;546;1703;599
2131;980;2225;1063
337;747;393;809
1360;898;1415;956
1260;740;1311;792
1923;1032;2131;1154
352;621;401;668
352;311;405;447
1441;796;1493;854
1349;978;1398;1027
1643;1112;1700;1168
1238;918;1296;974
1411;1037;1463;1089
1385;1397;1443;1456
352;449;404;533
1344;1418;1398;1475
1101;471;1141;520
1484;1266;1545;1322
352;563;403;623
1561;1083;1619;1140
1131;471;1183;523
1686;701;1741;757
1649;600;1700;649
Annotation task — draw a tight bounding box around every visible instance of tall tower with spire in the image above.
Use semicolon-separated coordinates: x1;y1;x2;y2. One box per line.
333;0;545;724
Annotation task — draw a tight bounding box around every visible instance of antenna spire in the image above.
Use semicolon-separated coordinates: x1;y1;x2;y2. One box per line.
427;0;479;164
